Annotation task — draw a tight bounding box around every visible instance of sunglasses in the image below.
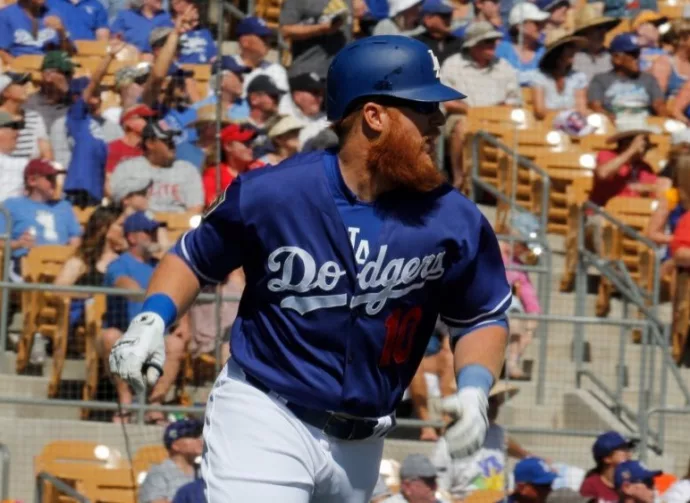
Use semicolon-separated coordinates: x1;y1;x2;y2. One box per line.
625;49;641;59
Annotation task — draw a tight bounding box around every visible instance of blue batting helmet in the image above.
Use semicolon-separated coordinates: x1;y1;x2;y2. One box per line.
326;35;465;121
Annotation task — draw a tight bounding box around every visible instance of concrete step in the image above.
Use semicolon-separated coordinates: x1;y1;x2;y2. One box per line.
0;374;79;420
0;350;87;381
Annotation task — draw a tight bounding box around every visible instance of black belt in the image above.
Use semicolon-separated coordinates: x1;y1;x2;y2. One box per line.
244;373;393;441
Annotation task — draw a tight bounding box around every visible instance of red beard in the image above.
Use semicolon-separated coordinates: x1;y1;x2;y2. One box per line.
365;109;445;193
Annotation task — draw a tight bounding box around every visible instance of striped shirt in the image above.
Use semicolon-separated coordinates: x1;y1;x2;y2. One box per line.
11;109;48;159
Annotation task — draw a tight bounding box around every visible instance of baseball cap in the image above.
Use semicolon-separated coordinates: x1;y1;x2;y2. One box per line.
0;111;24;129
163;418;203;449
142;120;182;142
24;159;64;179
41;51;79;74
399;454;437;480
632;10;668;30
289;72;324;93
421;0;454;15
150;26;174;49
390;0;423;17
592;431;637;460
0;72;30;94
247;75;283;97
220;123;257;143
120;104;157;126
214;56;251;76
609;33;642;54
236;16;273;37
514;458;558;485
509;3;549;26
123;211;160;235
614;461;662;489
112;176;152;204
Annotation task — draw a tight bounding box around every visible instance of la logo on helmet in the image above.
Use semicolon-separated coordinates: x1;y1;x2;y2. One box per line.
428;50;440;79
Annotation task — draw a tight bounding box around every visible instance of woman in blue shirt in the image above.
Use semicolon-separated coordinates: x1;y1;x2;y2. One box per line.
495;2;548;87
532;34;589;120
651;19;690;99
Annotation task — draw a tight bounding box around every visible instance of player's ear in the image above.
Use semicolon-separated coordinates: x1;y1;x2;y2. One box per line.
360;102;387;134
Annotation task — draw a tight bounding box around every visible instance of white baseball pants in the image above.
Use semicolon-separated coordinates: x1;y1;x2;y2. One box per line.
201;358;385;502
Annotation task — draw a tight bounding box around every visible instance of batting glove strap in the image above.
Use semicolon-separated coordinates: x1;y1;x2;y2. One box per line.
441;387;489;459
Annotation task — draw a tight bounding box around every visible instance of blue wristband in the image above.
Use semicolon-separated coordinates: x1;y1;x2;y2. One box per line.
142;293;178;329
457;364;494;396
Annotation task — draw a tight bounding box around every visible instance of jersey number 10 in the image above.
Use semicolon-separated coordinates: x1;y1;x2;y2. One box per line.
379;307;422;367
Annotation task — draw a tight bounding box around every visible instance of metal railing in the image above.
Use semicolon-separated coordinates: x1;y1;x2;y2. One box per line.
0;443;9;501
35;471;89;503
639;406;690;461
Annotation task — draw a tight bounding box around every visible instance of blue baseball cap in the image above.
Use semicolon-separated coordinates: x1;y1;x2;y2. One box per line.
592;431;637;460
614;461;662;489
236;16;273;37
514;458;558;486
163;418;203;449
421;0;454;15
609;33;641;54
214;56;250;76
123;211;160;234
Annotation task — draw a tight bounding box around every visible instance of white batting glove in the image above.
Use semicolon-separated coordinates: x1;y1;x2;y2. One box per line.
108;312;166;396
441;387;489;458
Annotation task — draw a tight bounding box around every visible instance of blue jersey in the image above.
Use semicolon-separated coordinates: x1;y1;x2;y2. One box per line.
174;150;511;417
0;3;62;57
46;0;108;41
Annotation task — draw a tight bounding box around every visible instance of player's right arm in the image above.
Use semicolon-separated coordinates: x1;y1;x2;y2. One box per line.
108;180;246;393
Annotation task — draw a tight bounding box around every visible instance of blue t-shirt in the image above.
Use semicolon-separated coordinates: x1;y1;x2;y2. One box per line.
178;28;217;64
172;479;204;503
64;98;107;201
110;8;173;53
104;252;157;329
46;0;108;41
176;141;205;170
495;40;546;87
0;3;62;56
639;47;667;73
228;98;250;121
0;197;81;258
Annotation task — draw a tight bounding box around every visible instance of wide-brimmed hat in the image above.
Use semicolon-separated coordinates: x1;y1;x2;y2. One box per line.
539;33;588;71
268;115;305;139
632;10;668;31
462;21;504;49
606;117;659;143
572;4;621;35
193;105;231;128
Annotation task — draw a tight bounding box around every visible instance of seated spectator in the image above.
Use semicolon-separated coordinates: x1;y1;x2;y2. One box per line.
261;115;304;165
138;419;202;502
536;0;570;38
183;104;230;170
662;459;690;503
580;431;636;503
0;110;29;201
433;383;532;500
25;51;76;169
0;72;52;160
105;104;157;178
533;34;589;120
509;458;557;503
632;10;668;73
212;56;251;121
496;3;548;86
286;72;330;147
170;0;216;64
452;0;508;40
111;121;203;213
202;123;256;206
110;0;173;56
382;454;440;503
588;34;666;122
613;460;661;503
440;21;520;188
0;159;81;281
0;0;74;63
101;211;190;423
572;5;620;82
651;19;690;100
414;0;462;64
47;0;109;41
279;0;349;78
500;212;542;379
242;74;282;151
63;41;127;208
102;63;152;124
373;0;423;36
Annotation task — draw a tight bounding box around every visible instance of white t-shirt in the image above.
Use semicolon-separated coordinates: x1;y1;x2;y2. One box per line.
663;480;690;503
0;153;28;202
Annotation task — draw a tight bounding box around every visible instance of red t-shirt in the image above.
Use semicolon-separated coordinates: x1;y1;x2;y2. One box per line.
588;150;657;208
580;473;619;503
106;139;142;173
671;211;690;257
202;164;235;207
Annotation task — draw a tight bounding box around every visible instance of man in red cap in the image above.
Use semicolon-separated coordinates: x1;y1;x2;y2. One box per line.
202;124;257;206
105;104;158;179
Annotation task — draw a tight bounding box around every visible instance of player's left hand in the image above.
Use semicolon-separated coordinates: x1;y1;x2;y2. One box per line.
441;387;489;458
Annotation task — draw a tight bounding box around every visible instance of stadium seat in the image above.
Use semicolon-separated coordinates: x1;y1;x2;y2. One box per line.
132;444;167;485
254;0;282;29
560;176;594;292
73;206;96;227
74;40;108;58
671;268;690;365
81;294;107;418
80;467;136;503
154;212;197;242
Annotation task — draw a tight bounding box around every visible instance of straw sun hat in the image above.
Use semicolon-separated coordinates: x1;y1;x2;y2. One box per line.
572;4;621;36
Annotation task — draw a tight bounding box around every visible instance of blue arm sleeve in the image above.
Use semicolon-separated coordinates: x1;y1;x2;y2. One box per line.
172;178;245;286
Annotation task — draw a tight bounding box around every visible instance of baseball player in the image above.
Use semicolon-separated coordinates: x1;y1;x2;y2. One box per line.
109;35;511;502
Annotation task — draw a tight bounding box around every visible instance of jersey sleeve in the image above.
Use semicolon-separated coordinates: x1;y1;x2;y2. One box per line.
439;213;512;332
172;176;245;286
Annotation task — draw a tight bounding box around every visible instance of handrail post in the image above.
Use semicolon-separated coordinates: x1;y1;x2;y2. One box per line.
0;443;9;501
0;204;13;372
